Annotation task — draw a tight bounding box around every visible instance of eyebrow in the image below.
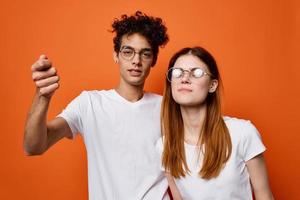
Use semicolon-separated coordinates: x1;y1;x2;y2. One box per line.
174;66;203;70
121;45;152;51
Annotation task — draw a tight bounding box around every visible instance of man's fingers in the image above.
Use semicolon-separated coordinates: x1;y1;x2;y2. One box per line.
31;58;52;72
39;54;47;59
35;76;59;88
39;83;59;96
32;67;57;81
30;55;59;97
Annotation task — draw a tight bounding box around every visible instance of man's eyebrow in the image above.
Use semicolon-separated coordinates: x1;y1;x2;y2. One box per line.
141;48;152;51
121;46;152;51
121;45;134;50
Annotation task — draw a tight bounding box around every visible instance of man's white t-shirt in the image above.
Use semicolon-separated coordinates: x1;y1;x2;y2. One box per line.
156;116;266;200
58;90;169;200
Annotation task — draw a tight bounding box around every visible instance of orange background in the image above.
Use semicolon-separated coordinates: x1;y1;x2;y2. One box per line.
0;0;299;199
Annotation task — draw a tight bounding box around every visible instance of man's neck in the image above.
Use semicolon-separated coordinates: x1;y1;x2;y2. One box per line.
115;81;144;102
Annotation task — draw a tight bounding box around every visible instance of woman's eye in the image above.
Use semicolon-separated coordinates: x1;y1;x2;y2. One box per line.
172;69;182;78
193;69;204;77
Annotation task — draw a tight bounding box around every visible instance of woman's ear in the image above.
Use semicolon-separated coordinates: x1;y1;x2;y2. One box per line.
113;52;119;64
209;79;218;93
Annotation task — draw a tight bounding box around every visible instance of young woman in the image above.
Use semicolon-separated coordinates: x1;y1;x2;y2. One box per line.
157;47;274;200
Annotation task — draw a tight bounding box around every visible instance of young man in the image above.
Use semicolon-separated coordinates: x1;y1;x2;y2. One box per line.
24;11;169;200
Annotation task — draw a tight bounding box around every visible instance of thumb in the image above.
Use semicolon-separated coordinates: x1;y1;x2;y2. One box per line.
39;54;48;59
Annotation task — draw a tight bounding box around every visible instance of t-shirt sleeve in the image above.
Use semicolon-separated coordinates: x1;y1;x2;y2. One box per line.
241;121;266;162
155;137;163;155
155;137;165;171
57;91;87;138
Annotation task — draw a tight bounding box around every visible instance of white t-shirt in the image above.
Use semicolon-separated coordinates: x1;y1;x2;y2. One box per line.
58;90;169;200
156;116;266;200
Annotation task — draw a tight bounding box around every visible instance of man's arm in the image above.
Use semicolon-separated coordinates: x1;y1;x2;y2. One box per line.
246;154;274;200
23;55;72;156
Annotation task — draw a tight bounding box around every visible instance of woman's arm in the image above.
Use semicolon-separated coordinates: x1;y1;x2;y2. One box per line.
246;154;274;200
165;172;182;200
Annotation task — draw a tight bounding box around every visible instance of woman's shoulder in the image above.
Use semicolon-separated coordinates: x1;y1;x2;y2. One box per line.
223;116;261;141
223;116;254;129
223;116;266;160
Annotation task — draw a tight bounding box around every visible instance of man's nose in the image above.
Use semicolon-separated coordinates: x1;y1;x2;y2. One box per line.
132;52;142;65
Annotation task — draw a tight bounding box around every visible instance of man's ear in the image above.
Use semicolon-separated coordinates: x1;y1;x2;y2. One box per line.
209;79;218;93
113;52;119;64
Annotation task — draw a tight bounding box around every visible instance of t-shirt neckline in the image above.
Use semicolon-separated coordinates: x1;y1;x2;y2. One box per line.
110;89;147;105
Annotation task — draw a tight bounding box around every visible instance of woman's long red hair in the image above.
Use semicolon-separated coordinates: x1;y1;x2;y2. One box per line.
161;47;232;179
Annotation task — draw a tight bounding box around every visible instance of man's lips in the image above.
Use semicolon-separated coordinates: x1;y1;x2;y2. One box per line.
128;69;142;76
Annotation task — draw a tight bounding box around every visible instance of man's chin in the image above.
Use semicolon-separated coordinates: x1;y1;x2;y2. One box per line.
127;79;145;87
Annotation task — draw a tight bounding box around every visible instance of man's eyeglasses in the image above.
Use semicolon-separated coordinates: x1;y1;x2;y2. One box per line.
166;67;211;82
119;46;153;61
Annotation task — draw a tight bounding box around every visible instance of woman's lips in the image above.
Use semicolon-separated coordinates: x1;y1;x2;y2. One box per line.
178;88;192;92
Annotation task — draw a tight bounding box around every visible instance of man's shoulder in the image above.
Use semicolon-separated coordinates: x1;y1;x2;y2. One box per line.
144;92;162;101
79;89;113;97
74;90;162;104
71;89;113;103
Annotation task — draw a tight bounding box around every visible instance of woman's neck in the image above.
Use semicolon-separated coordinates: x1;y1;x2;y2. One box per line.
181;104;207;145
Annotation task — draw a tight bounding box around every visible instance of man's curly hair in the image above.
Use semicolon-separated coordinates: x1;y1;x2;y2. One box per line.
111;11;169;66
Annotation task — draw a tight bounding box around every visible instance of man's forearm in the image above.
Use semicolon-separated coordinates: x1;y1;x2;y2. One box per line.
24;92;51;155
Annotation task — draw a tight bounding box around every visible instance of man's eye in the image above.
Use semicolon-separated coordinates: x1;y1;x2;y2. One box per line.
123;50;133;55
142;52;152;58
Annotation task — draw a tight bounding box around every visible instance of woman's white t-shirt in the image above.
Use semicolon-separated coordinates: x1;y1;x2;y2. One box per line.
156;116;266;200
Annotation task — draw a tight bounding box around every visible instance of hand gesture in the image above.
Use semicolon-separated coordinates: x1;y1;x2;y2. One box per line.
31;55;59;98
